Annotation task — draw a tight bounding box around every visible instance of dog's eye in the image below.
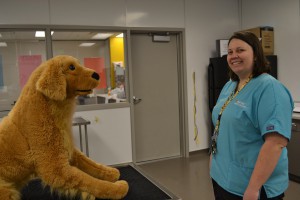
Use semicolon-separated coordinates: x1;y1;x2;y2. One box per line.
69;65;75;70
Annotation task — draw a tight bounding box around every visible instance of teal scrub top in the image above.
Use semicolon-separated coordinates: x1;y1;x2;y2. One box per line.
210;73;294;198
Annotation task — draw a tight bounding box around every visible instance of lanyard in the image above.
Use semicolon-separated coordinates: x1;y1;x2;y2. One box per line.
210;75;253;155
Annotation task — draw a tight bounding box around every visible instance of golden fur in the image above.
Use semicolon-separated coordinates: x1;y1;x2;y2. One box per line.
0;55;128;200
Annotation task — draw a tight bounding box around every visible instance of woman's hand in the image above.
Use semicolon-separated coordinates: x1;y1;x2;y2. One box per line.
243;187;259;200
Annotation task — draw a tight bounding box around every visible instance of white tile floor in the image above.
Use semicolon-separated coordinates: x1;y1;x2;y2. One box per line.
137;150;300;200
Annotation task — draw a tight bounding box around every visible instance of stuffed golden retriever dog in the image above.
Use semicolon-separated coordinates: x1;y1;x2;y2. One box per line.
0;55;129;200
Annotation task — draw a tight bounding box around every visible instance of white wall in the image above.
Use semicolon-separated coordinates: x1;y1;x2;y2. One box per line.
73;108;132;165
185;0;240;151
241;0;300;101
126;0;184;27
0;0;50;24
49;0;126;26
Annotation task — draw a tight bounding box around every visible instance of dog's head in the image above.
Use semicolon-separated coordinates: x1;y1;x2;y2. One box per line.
36;55;100;101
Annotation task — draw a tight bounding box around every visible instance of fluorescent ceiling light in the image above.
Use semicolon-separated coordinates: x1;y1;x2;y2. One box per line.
91;33;113;40
79;43;95;47
35;31;54;37
35;31;45;37
0;42;7;47
116;33;124;38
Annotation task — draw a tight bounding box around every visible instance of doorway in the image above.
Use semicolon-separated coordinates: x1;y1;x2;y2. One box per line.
130;32;186;163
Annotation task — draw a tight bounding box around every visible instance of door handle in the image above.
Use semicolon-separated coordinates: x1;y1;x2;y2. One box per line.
133;96;142;104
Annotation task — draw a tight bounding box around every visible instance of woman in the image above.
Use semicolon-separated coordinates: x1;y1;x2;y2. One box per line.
210;31;294;200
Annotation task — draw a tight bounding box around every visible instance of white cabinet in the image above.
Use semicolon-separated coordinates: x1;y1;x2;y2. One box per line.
72;107;132;166
288;119;300;182
0;108;132;166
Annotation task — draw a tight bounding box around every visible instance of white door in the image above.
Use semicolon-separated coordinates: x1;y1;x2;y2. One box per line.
131;33;181;162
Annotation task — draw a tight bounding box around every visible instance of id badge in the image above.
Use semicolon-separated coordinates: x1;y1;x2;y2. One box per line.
211;132;218;155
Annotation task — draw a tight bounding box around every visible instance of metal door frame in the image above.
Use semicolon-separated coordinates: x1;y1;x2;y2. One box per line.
126;28;189;163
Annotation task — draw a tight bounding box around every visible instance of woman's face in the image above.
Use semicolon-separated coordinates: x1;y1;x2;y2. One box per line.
227;38;255;79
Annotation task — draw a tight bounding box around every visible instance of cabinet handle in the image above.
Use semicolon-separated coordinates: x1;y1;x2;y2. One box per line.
292;123;297;131
292;123;296;127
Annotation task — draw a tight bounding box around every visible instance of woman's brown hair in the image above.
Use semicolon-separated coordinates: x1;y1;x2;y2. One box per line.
227;31;271;81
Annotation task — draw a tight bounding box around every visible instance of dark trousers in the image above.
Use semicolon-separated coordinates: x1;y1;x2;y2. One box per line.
212;179;284;200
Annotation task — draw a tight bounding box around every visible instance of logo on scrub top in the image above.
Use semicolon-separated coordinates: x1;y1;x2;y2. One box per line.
234;100;247;108
266;125;275;131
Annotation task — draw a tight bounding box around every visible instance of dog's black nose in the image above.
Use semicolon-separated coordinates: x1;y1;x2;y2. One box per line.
92;72;100;80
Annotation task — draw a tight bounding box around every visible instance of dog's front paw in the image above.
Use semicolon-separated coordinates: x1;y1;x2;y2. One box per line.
104;167;120;182
94;180;129;200
113;180;129;199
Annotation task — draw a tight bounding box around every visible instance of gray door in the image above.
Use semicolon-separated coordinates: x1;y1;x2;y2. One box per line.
131;33;181;162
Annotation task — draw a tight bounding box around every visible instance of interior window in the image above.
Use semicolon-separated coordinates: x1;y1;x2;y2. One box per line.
51;30;127;105
0;30;47;117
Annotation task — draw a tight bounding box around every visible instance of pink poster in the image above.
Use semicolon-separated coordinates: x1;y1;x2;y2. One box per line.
84;57;106;89
18;55;42;88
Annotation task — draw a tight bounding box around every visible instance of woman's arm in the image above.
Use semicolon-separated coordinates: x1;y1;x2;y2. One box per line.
243;132;288;200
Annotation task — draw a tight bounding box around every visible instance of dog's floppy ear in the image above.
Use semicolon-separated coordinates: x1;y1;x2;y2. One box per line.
36;59;67;101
